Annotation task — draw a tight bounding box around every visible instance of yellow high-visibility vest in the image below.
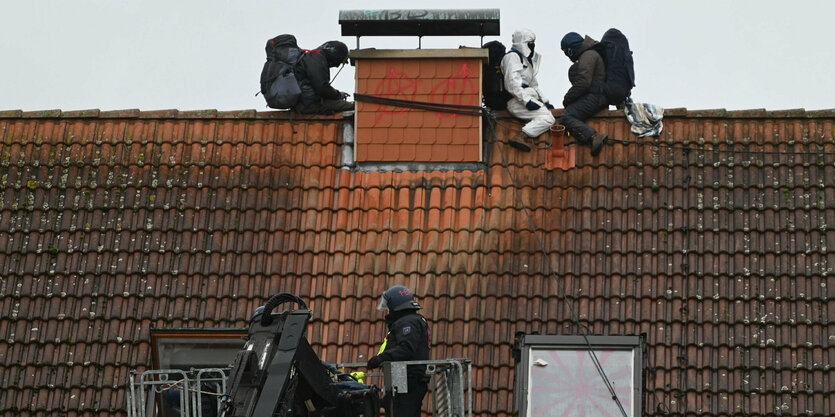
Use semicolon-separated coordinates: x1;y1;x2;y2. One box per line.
378;332;389;355
351;371;365;384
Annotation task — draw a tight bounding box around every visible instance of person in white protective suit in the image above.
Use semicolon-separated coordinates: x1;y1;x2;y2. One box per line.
501;29;556;152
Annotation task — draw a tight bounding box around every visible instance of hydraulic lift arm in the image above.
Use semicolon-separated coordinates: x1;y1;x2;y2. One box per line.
220;293;379;417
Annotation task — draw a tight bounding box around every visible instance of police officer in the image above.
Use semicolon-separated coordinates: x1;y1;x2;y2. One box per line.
366;285;430;417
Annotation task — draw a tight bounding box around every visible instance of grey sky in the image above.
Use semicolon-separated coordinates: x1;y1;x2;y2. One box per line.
2;0;832;112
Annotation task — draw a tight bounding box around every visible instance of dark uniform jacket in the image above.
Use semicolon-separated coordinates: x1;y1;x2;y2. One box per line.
295;50;342;107
377;310;430;382
563;36;606;106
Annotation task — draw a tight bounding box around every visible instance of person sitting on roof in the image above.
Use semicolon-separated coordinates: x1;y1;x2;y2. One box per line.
559;32;608;157
293;40;354;114
502;29;556;152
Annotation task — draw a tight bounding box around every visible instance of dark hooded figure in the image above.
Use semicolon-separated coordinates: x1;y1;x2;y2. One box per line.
559;32;608;156
294;40;354;114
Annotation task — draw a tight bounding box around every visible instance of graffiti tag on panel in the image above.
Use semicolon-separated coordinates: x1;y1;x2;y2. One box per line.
429;63;477;119
373;67;421;123
370;63;478;123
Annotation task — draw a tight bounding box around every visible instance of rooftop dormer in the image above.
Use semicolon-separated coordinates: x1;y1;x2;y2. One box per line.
340;9;499;168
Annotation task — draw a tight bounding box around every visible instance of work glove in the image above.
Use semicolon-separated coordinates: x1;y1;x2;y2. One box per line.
544;102;555;110
525;100;541;111
367;355;383;369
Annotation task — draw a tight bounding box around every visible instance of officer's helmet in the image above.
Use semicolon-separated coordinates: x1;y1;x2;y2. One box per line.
377;285;421;311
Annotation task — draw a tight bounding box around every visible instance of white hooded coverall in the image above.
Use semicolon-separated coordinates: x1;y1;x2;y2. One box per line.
501;29;556;138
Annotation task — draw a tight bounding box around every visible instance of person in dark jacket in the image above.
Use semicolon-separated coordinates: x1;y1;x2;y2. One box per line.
294;40;354;114
367;285;430;417
559;32;608;157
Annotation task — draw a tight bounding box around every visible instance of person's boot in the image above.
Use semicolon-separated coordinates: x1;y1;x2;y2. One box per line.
508;131;532;152
590;133;607;157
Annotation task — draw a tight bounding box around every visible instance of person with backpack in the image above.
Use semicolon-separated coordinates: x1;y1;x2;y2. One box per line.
481;40;512;111
559;32;609;157
501;29;556;152
294;40;354;114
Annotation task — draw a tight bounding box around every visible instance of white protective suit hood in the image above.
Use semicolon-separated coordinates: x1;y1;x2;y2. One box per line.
511;29;540;64
500;28;548;108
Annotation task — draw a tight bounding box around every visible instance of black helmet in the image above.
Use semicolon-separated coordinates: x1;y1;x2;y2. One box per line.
318;41;349;67
377;285;421;311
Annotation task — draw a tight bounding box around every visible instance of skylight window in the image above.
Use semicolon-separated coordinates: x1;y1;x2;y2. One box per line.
514;335;644;417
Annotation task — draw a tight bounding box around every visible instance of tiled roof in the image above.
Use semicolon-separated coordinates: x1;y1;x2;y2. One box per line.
1;107;834;416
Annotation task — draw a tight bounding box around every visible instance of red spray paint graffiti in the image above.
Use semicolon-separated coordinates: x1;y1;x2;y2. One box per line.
373;67;421;123
369;62;479;123
429;63;478;119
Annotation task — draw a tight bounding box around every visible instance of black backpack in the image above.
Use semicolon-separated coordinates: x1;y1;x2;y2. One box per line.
260;34;303;109
481;40;514;110
593;28;635;106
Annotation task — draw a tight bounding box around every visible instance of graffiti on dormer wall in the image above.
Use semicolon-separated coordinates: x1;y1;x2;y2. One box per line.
371;63;478;123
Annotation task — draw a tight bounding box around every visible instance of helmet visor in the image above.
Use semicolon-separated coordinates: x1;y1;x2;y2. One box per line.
376;293;389;311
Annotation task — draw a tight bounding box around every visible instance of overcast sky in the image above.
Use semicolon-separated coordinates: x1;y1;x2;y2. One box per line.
2;1;833;112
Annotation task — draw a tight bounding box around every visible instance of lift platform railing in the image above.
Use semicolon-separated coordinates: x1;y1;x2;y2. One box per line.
337;358;472;417
127;358;470;417
127;368;229;417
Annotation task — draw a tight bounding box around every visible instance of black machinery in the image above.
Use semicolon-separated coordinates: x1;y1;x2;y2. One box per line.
220;293;379;417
